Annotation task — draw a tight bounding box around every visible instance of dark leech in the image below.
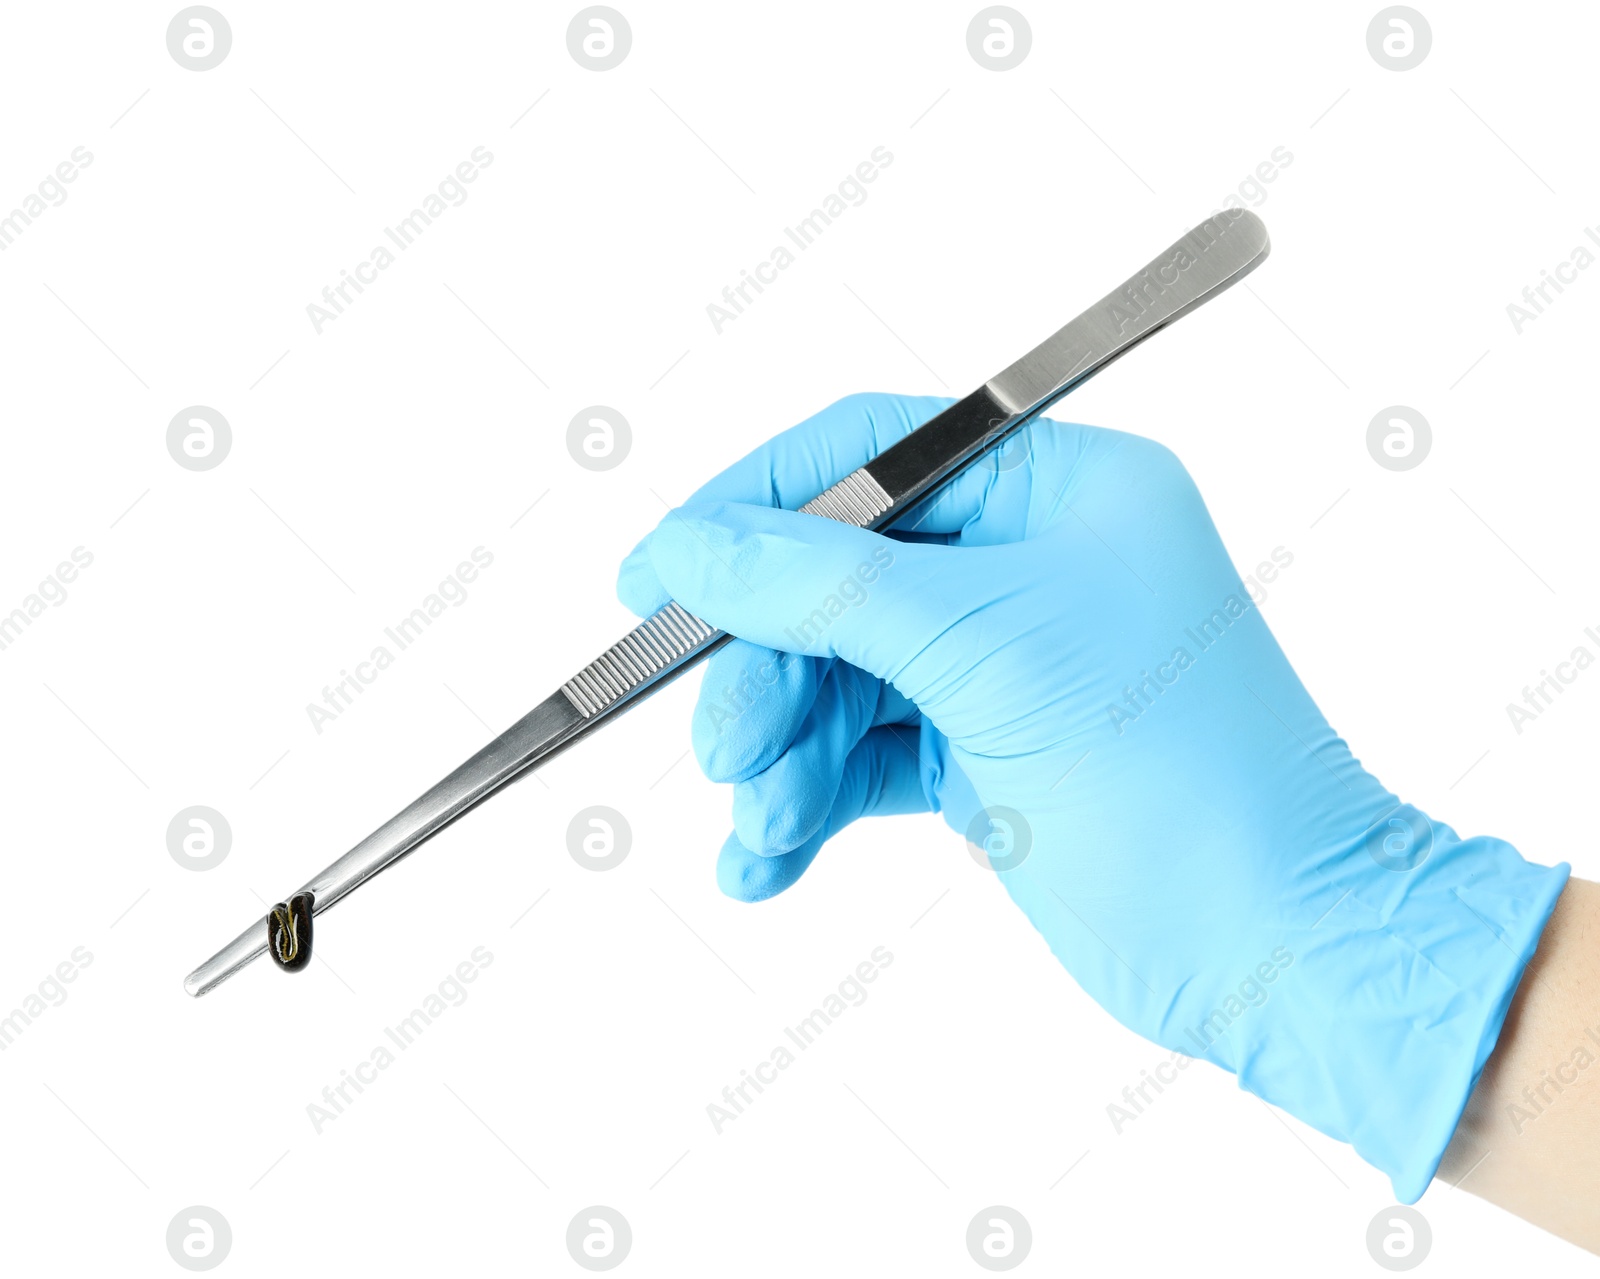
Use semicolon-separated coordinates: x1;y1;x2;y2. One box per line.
268;892;314;972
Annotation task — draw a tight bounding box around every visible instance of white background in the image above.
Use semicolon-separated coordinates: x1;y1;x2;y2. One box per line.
1;1;1596;1274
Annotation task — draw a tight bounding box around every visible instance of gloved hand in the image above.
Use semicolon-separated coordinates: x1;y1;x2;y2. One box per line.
616;392;1568;1202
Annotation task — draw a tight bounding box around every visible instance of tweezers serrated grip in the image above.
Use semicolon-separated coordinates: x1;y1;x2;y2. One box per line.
558;468;894;719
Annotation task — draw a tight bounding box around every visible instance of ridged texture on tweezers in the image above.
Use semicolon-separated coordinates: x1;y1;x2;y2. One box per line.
560;601;718;717
797;468;893;525
557;469;892;718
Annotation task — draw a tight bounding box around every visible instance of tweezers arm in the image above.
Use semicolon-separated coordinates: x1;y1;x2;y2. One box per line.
185;694;585;994
183;457;925;996
553;452;921;725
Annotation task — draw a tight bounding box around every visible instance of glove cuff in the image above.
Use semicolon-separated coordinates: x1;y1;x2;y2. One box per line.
1239;818;1568;1203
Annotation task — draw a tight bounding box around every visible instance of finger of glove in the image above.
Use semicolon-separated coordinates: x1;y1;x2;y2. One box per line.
692;640;827;784
731;660;909;855
648;501;981;691
887;416;1113;544
716;724;928;902
617;392;954;616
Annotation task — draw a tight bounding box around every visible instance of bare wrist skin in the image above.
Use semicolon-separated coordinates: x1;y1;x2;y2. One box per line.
1438;877;1600;1253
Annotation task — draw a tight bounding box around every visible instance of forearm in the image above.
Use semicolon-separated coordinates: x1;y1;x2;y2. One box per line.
1438;877;1600;1253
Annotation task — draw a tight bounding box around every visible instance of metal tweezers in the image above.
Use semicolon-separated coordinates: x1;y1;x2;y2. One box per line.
186;210;1270;996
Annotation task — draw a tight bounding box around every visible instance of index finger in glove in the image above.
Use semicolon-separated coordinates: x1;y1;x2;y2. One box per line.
617;392;952;617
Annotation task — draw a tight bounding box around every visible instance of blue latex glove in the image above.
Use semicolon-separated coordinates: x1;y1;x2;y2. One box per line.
616;393;1568;1202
